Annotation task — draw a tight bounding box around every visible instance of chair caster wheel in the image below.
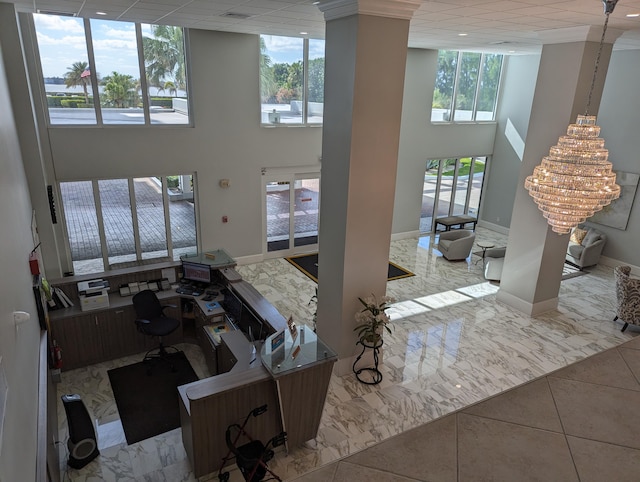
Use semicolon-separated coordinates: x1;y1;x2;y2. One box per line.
218;472;229;481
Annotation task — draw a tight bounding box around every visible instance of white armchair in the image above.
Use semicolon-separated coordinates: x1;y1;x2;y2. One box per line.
437;230;475;261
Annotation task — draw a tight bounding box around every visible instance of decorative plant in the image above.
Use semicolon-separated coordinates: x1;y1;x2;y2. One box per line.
354;294;395;345
308;287;318;332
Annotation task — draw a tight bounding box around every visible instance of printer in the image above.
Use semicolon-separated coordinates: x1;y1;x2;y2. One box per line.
78;279;110;312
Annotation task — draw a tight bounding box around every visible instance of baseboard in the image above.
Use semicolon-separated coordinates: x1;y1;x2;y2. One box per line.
391;230;421;241
235;253;264;265
478;220;510;235
598;255;640;275
496;289;558;316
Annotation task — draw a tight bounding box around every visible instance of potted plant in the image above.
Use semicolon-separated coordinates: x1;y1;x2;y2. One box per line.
308;287;318;332
354;294;395;347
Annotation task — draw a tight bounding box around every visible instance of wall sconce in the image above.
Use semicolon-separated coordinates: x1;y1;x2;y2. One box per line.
219;179;230;188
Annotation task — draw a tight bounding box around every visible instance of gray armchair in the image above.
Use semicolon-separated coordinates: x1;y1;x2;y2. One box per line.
566;226;606;269
437;229;475;261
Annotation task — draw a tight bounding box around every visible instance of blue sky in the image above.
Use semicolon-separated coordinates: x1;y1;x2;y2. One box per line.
261;35;325;64
34;14;325;80
35;14;150;79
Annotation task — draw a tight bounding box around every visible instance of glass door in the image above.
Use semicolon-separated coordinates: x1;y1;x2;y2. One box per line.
420;157;487;233
264;172;320;256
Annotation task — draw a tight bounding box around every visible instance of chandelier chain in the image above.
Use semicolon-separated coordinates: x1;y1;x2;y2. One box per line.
586;1;617;115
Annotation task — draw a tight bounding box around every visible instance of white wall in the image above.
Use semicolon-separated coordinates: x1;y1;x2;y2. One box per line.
481;47;640;267
481;54;540;228
40;29;324;268
0;5;42;480
393;48;498;234
590;48;640;265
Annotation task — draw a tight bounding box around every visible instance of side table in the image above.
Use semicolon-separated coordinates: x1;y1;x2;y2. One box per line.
353;339;383;385
476;241;495;265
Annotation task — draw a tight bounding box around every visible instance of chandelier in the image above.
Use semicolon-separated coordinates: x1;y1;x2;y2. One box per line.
524;0;621;235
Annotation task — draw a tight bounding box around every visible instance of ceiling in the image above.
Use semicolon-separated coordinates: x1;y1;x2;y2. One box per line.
9;0;640;54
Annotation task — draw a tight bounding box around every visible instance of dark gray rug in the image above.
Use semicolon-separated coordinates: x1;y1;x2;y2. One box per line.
108;351;198;444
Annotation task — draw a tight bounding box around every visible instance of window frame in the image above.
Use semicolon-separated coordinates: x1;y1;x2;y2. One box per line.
34;14;192;128
432;51;503;124
259;35;325;127
58;174;199;275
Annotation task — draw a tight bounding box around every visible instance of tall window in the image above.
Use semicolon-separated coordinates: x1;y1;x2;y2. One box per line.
59;174;197;275
431;51;503;123
34;14;189;126
420;157;487;233
260;35;325;125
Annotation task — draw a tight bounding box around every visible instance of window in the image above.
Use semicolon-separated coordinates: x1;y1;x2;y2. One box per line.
260;35;325;125
59;174;196;275
431;51;503;123
420;157;487;232
34;14;189;126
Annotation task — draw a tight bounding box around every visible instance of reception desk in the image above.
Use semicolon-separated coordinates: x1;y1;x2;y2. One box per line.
179;325;336;478
47;253;336;479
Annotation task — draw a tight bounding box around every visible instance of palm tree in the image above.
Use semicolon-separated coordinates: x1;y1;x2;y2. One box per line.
142;26;186;94
101;72;138;108
260;37;276;102
64;61;91;104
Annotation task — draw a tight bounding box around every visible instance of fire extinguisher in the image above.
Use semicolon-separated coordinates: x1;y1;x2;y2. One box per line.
52;340;62;369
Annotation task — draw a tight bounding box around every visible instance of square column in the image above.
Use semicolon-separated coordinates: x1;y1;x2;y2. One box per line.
497;39;614;315
315;7;414;374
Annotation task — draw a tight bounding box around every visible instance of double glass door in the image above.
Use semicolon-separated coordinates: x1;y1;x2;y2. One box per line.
420;157;487;233
263;172;320;256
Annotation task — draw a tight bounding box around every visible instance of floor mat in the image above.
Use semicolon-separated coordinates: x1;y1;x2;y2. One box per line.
285;252;414;283
108;351;198;445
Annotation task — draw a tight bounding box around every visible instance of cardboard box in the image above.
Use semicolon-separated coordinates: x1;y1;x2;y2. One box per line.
79;290;109;312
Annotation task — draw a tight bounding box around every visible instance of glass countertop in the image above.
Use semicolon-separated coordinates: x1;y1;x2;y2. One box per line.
180;249;236;269
260;324;337;377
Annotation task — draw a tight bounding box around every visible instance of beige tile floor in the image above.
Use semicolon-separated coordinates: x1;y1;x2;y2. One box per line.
292;335;640;481
55;227;637;481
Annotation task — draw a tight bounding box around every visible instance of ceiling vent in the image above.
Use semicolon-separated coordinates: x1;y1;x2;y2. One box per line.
221;12;252;20
36;9;77;16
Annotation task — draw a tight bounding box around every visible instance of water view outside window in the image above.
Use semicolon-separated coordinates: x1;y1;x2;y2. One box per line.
34;14;97;125
91;19;145;125
33;14;189;126
432;50;503;123
59;175;196;275
260;35;325;125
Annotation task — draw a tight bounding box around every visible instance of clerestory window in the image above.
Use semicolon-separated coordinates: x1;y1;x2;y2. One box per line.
259;35;325;126
33;14;190;126
432;51;503;123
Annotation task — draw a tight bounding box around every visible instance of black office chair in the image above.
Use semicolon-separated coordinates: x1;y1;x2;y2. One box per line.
132;289;181;373
218;405;287;482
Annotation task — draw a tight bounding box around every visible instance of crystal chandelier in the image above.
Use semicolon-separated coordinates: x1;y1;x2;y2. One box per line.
524;0;621;235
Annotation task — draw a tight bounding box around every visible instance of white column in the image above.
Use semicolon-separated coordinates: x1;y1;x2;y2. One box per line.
315;0;418;374
497;27;620;315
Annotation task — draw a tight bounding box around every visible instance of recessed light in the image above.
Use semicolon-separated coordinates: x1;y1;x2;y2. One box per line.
458;33;468;37
626;13;640;17
300;31;308;35
455;384;462;388
312;1;320;4
96;11;107;15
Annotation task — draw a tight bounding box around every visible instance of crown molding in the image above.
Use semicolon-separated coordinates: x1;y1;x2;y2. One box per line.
317;0;420;21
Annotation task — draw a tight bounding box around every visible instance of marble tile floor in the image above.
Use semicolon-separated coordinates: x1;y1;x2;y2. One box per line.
292;335;640;481
55;227;636;481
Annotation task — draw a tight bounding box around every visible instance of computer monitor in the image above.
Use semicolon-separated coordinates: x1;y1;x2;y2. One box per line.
182;261;212;284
